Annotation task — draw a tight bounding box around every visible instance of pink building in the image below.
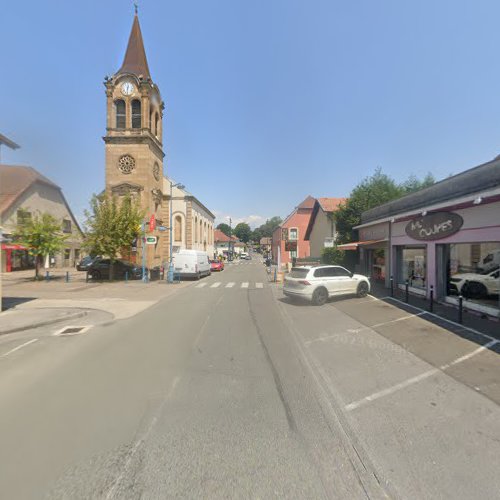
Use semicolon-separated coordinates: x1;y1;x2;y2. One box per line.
272;196;316;266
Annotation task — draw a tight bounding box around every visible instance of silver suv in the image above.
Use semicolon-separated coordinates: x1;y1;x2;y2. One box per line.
283;265;370;305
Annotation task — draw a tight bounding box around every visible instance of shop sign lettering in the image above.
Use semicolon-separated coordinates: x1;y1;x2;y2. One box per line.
405;212;463;241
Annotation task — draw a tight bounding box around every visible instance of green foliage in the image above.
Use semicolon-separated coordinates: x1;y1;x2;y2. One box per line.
335;168;435;244
83;193;144;279
251;216;282;241
13;209;68;279
216;223;231;237
321;246;345;265
234;222;252;243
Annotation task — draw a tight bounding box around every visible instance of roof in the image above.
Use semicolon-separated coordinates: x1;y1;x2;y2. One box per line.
297;195;316;210
317;197;347;212
214;229;238;242
361;156;500;224
0;133;20;150
116;14;151;79
0;165;60;215
304;197;347;240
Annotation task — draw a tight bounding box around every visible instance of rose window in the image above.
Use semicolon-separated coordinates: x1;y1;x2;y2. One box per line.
153;162;160;181
118;155;136;174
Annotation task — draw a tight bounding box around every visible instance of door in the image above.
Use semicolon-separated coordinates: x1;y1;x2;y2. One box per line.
331;267;355;293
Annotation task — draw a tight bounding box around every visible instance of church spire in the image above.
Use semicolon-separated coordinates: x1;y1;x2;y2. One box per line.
117;12;151;79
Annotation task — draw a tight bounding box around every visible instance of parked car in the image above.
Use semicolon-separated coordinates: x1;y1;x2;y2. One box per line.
87;258;145;280
172;250;211;279
210;260;224;272
283;265;370;305
76;255;100;271
449;268;500;298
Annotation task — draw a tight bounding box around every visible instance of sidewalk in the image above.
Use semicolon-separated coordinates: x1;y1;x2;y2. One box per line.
370;281;500;341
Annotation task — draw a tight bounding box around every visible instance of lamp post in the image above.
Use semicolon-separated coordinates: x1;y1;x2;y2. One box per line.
228;217;232;261
167;180;185;283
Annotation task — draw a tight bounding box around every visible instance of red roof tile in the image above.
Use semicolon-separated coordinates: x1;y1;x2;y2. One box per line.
317;197;347;212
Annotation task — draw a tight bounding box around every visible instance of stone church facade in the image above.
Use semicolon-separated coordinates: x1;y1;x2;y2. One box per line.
103;13;214;267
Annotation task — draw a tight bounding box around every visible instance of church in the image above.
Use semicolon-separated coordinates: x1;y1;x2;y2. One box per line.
103;11;215;269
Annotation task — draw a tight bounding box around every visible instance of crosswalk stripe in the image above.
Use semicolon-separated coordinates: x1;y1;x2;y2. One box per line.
210;282;221;288
196;283;207;288
226;282;235;288
241;282;249;288
256;282;263;288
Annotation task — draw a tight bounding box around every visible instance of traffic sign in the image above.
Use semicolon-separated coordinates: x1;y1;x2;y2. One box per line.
157;225;167;231
145;236;157;245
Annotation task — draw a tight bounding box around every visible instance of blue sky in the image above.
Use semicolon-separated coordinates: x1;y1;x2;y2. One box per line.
2;0;500;227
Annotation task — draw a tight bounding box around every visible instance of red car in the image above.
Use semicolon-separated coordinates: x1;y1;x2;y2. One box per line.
210;260;224;272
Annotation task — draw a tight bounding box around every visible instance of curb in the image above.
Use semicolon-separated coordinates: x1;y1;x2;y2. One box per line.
0;310;88;336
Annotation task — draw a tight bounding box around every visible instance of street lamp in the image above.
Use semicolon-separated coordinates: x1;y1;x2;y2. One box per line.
167;180;185;283
228;217;232;261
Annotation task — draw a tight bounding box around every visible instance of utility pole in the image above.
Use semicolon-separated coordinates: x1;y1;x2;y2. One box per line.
228;217;232;261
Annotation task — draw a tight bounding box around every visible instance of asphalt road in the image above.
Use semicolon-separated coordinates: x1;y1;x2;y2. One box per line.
0;257;499;499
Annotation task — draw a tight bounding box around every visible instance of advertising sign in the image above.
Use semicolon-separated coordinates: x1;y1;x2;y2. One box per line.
405;212;463;241
145;236;157;245
285;241;297;252
281;228;289;241
149;214;156;232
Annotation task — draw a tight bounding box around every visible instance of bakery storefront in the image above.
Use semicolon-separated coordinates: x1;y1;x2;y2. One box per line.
357;158;500;318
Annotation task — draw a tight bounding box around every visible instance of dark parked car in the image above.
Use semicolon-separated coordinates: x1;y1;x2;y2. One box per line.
87;258;146;280
76;255;100;271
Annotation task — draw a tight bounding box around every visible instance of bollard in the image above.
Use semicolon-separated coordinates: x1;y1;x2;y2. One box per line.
405;280;409;303
125;271;128;283
390;276;394;297
458;295;463;324
429;285;434;313
274;268;277;283
86;271;89;283
45;270;50;281
65;271;69;283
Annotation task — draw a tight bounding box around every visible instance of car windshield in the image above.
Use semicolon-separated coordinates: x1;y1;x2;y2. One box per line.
290;268;310;278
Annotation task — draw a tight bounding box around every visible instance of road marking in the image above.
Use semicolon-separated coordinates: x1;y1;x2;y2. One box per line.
345;339;499;412
195;282;207;288
2;338;38;357
226;282;235;288
210;282;221;288
256;282;263;289
241;282;249;288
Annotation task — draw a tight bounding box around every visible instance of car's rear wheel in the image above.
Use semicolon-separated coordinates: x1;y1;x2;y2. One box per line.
312;287;328;306
357;281;369;298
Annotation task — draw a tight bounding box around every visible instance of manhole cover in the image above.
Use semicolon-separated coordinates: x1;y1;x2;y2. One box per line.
54;326;90;336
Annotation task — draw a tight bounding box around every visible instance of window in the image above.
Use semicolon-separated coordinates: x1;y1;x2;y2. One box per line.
131;99;141;128
155;113;159;137
17;209;32;226
291;268;309;278
289;228;298;240
64;249;71;261
194;218;198;243
333;267;351;277
399;247;426;288
62;219;72;233
115;100;126;129
174;216;182;242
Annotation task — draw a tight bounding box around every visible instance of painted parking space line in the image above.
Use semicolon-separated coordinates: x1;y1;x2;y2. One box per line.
345;338;500;412
210;282;221;288
2;339;39;358
241;282;249;288
256;283;263;289
195;283;207;288
226;282;235;288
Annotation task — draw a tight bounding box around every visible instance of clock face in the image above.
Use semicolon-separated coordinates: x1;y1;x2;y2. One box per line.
121;82;134;96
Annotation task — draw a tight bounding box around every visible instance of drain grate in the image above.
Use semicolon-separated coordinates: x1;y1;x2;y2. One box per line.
54;326;90;336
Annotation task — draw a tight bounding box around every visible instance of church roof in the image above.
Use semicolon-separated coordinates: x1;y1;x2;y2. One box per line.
116;14;151;79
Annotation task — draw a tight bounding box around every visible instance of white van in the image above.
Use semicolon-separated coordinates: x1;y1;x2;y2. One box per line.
480;249;500;273
172;250;211;279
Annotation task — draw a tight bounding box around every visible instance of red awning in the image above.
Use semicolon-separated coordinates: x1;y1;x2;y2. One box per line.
337;239;387;251
1;243;27;250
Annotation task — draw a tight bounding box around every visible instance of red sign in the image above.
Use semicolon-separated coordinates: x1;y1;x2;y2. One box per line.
285;241;297;252
149;214;156;232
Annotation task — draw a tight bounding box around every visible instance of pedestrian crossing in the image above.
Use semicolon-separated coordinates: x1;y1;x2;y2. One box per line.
195;281;265;289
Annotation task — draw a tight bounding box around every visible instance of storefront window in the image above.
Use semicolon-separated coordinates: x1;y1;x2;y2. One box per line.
399;247;426;289
447;242;500;310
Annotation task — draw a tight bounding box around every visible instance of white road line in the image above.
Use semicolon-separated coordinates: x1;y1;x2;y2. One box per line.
210;282;221;288
195;283;207;288
226;282;235;288
255;282;263;288
2;338;38;358
241;282;249;288
345;339;499;412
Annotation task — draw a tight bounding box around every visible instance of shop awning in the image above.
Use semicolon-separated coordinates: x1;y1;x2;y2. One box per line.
337;239;387;251
1;243;27;250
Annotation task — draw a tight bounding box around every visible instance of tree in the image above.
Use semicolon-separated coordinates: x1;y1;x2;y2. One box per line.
321;246;345;265
254;216;283;238
216;223;231;237
234;222;252;243
83;193;144;280
13;209;68;280
400;173;435;194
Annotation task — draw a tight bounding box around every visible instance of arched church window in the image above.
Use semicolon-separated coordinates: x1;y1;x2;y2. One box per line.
131;100;142;129
115;100;126;129
150;110;155;135
175;216;182;242
155;113;159;138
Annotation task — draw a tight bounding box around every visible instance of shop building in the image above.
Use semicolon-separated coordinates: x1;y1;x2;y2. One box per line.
353;157;500;317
